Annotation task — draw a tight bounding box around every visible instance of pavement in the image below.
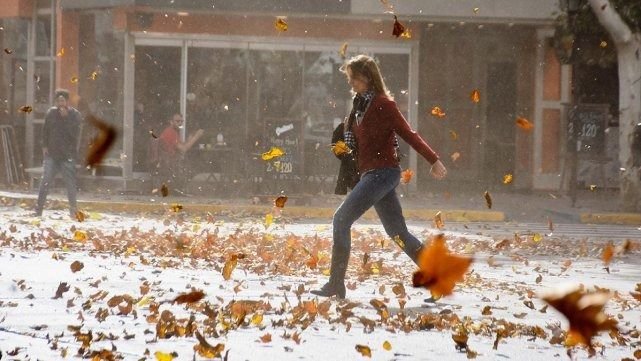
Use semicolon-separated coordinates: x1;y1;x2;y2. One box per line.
0;185;639;225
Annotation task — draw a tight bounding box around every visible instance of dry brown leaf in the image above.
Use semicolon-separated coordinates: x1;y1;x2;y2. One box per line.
274;195;288;208
160;184;169;197
194;331;224;358
173;290;205;304
542;287;618;347
602;242;614;266
53;282;70;299
434;211;444;230
259;333;272;343
70;261;84;273
355;344;372;357
86;115;117;168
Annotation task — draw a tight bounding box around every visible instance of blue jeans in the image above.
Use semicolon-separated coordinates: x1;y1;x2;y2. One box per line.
36;157;77;214
332;167;423;277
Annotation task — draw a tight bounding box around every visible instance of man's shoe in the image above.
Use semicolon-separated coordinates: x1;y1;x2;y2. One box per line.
310;281;346;299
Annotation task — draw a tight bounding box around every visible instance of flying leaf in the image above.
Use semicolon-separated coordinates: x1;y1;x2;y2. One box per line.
261;146;285;161
222;254;245;280
275;18;288;32
470;89;480;103
169;203;183;212
19;105;33;113
392;15;405;38
400;28;412;39
331;140;351;156
159;183;169;197
355;344;372;357
70;261;84;273
154;351;178;361
57;48;65;57
602;242;614;266
516;116;534;131
339;42;349;59
503;174;513;184
542;287;618;347
400;169;414;184
434;211;444;230
173;290;205;304
4;48;14;54
412;234;473;298
274;195;288;208
86;114;117;168
430;106;446;118
70;76;79;84
149;130;158;139
589;184;597;191
473;7;480;14
451;152;460;162
449;130;458;141
75;210;86;222
194;331;224;358
483;191;492;209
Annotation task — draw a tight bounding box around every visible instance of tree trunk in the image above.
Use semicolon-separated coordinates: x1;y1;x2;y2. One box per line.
588;0;641;211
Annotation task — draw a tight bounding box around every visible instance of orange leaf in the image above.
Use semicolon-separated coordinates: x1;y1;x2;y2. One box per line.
259;333;272;343
602;242;614;266
400;169;414;184
430;106;446;118
412;234;473;298
75;210;86;222
355;344;372;357
516;116;534;131
470;89;481;103
274;195;288;208
392;15;405;38
542;288;618;347
502;174;513;185
173;290;205;304
331;140;351;156
86;115;117;168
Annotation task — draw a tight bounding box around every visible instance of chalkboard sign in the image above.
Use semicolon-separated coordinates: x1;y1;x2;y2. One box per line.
264;119;301;178
566;104;608;157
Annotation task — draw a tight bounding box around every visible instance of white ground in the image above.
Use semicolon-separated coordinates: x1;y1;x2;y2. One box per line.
0;205;639;361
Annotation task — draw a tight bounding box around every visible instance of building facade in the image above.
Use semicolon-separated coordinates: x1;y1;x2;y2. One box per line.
0;0;574;194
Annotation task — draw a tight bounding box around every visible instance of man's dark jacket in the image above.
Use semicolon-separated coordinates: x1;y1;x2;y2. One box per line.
332;122;360;195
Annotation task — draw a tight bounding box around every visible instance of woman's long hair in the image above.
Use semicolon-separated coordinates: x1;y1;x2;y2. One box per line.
340;55;392;99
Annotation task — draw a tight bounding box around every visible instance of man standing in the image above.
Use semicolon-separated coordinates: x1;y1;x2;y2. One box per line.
156;113;203;194
34;89;81;217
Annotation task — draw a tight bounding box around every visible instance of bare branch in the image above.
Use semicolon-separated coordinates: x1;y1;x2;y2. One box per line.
587;0;633;44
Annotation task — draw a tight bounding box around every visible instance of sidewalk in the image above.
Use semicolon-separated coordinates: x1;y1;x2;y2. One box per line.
0;187;639;225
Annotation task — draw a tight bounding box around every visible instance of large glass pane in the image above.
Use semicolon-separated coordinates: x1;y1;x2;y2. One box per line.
33;60;52;118
185;47;247;180
132;46;181;172
302;50;350;192
247;49;303;190
35;15;52;57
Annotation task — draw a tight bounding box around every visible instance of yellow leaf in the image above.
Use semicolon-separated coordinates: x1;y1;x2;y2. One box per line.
57;48;65;57
251;313;263;325
222;257;238;281
383;341;392;351
532;233;543;242
89;212;103;220
339;42;348;58
136;296;152;307
73;230;87;242
261;146;285;161
322;268;331;276
126;246;137;255
154;351;178;361
449;130;458;141
70;76;79;84
400;29;412;39
264;213;274;229
503;174;513;184
275;17;288;32
355;344;372;357
332;140;351;156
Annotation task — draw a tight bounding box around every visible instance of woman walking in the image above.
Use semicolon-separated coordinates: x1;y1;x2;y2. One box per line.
311;55;447;299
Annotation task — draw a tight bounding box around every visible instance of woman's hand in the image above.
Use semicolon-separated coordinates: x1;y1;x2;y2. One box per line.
429;160;447;180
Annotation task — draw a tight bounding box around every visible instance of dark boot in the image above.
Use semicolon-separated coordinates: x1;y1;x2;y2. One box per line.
311;246;349;299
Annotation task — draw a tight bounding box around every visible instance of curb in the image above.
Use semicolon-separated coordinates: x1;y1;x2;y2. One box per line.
5;194;506;223
580;213;641;226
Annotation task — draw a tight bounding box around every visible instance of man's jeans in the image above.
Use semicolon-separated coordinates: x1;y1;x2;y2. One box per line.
36;157;77;214
332;167;424;268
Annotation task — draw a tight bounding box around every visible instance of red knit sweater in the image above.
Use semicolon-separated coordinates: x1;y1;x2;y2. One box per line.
353;95;439;174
